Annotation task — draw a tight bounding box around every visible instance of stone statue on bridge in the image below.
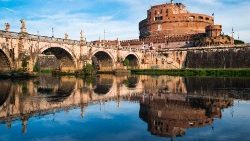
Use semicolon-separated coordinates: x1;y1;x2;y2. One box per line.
20;19;26;33
80;30;86;41
4;23;10;32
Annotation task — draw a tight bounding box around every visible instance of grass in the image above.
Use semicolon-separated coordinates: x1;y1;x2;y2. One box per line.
40;69;53;74
131;69;250;77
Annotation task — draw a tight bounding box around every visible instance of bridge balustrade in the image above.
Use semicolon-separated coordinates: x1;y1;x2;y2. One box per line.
0;30;81;45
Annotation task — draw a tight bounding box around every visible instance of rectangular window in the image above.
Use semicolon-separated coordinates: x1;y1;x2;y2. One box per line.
155;16;163;21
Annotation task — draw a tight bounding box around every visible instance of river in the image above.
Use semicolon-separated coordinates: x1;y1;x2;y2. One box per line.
0;75;250;141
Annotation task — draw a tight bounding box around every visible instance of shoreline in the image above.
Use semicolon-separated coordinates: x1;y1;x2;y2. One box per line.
0;72;38;79
2;69;250;79
131;69;250;77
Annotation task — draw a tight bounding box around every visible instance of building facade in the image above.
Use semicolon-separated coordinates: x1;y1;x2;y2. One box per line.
139;2;214;39
121;0;234;49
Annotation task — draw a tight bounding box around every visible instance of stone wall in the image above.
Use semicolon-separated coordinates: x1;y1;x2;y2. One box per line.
185;47;250;68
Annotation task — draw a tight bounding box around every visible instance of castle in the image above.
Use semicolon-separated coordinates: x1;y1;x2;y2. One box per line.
120;0;234;49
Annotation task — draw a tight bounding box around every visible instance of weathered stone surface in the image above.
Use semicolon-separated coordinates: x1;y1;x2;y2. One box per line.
185;47;250;68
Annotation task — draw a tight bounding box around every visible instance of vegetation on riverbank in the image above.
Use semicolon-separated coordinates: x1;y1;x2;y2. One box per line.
52;63;97;77
0;70;38;79
131;69;250;77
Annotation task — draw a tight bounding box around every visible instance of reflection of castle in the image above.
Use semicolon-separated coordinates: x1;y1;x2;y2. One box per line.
139;91;233;137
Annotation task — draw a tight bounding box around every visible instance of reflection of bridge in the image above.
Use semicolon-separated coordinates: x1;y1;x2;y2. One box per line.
0;75;145;133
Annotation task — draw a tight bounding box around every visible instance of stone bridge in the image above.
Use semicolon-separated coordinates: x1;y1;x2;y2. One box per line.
0;29;148;72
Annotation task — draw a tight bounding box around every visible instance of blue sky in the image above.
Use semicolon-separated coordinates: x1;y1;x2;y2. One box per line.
0;0;249;42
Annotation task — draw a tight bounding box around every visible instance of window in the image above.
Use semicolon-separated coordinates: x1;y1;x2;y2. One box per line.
166;9;169;16
155;16;163;21
189;16;195;19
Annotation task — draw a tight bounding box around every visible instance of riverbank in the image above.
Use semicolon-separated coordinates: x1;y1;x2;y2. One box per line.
3;69;250;78
131;69;250;77
0;71;38;79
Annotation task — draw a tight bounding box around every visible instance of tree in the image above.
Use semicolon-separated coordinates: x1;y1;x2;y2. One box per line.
21;55;29;71
123;59;130;67
82;63;95;75
234;39;245;45
33;63;41;72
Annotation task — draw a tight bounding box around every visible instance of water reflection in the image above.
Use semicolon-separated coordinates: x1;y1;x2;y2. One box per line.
0;80;11;107
38;76;76;102
93;75;114;95
139;91;233;137
0;75;249;140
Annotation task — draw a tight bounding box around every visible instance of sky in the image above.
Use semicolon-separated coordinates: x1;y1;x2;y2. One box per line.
0;0;249;42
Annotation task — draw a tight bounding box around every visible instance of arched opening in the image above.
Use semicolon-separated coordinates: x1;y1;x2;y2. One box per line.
0;50;11;72
93;75;114;95
37;47;76;72
124;54;139;69
92;51;113;72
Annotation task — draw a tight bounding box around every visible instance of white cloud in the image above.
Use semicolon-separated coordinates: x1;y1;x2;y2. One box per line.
0;0;249;42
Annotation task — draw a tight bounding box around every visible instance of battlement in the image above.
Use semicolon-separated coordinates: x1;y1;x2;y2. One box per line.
120;34;204;47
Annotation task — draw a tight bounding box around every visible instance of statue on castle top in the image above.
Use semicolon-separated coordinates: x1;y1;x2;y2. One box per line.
20;19;26;33
80;30;83;37
5;23;10;31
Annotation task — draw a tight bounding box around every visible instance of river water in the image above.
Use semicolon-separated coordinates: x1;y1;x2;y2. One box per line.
0;75;250;141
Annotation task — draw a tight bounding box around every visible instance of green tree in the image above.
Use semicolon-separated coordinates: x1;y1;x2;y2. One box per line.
21;55;29;71
234;39;245;45
123;59;130;67
33;63;41;72
83;63;95;75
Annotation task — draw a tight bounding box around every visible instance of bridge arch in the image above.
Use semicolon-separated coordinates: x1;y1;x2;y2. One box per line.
123;53;140;69
0;49;13;72
91;49;115;71
38;46;77;72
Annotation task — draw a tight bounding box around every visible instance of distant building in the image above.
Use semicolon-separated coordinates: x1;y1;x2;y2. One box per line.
121;0;234;49
139;2;214;38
